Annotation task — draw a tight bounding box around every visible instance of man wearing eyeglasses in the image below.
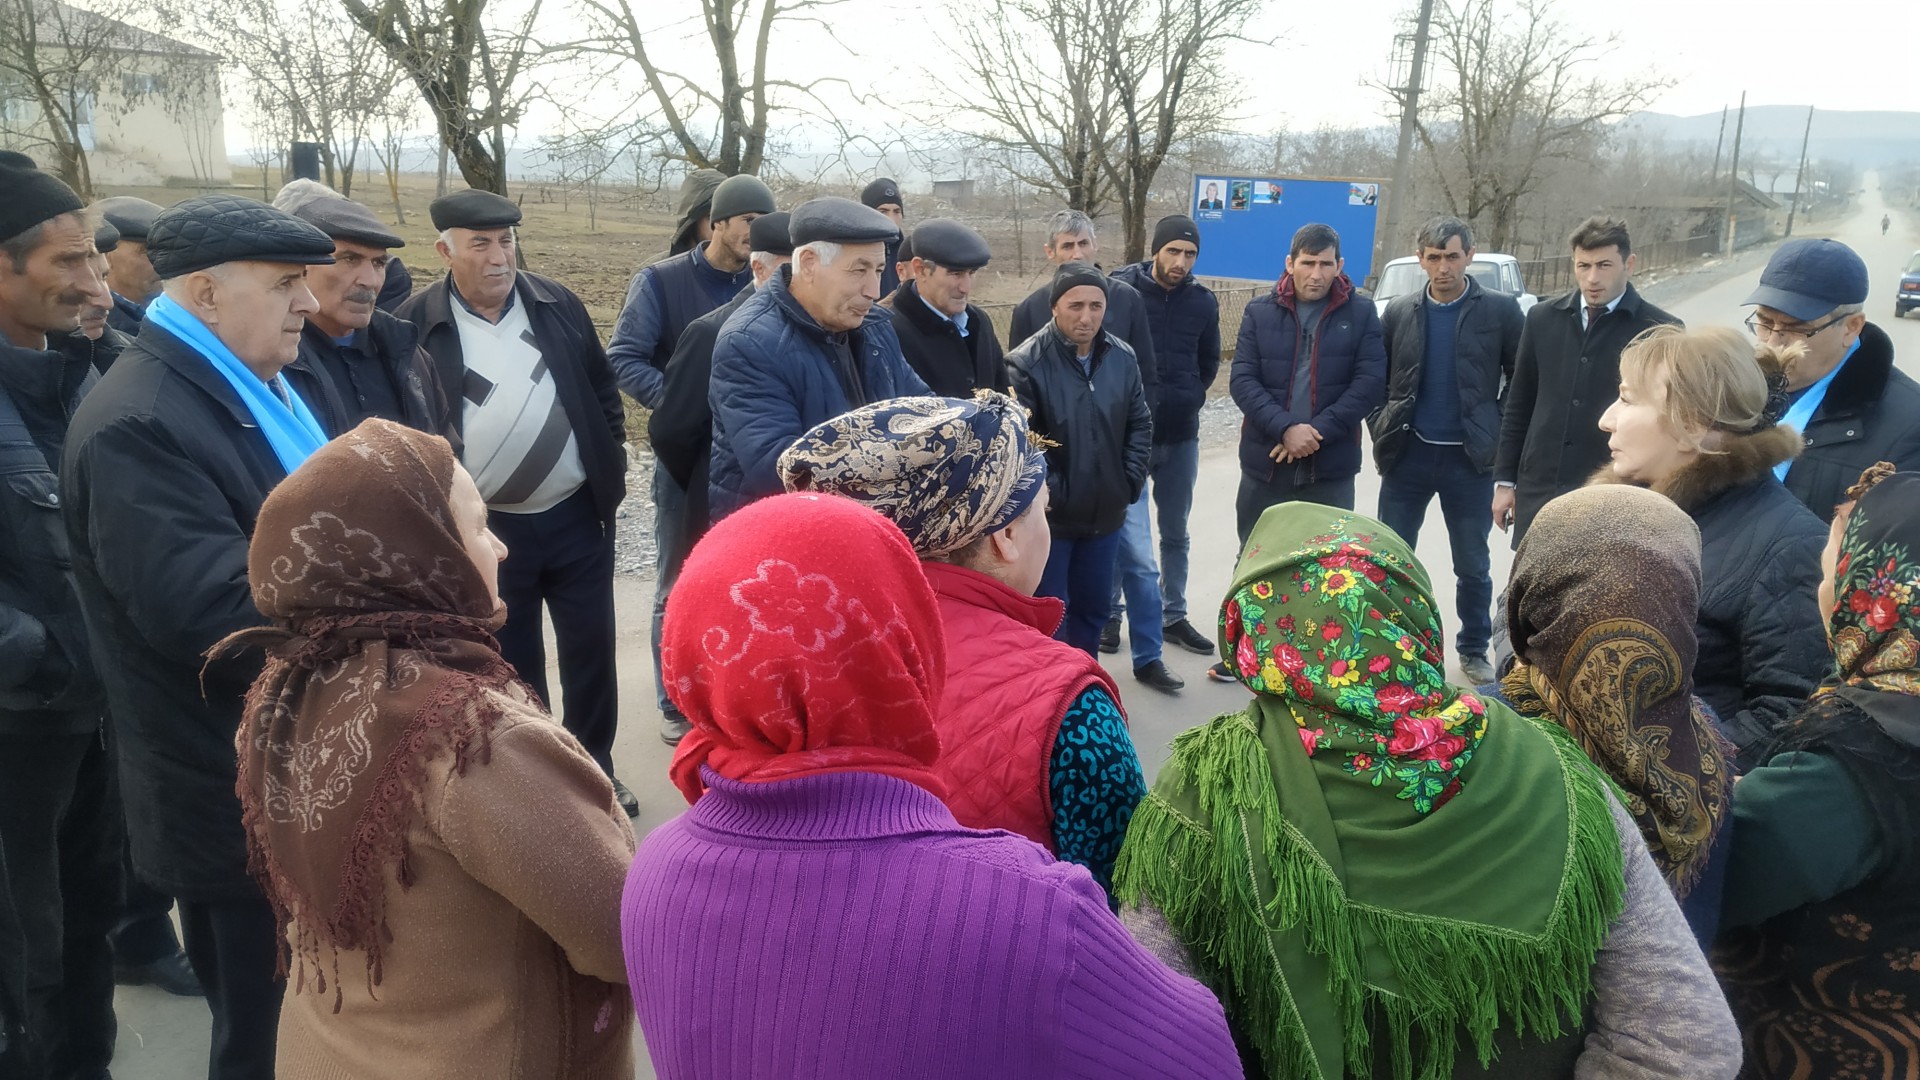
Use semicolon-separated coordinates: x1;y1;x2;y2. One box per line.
1744;238;1920;522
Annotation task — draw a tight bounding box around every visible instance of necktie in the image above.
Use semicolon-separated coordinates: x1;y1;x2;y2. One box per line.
1586;304;1607;330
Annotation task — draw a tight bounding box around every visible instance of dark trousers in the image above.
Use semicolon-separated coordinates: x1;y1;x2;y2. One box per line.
1038;528;1123;657
0;729;121;1079
177;895;280;1080
650;467;691;723
1376;443;1495;657
110;858;182;967
1235;469;1357;547
490;486;619;773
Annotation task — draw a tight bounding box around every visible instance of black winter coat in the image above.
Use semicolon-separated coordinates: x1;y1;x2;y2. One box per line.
1595;424;1831;764
1109;261;1220;445
397;272;628;526
61;325;280;900
886;280;1009;398
1371;277;1523;474
1005;326;1151;539
1496;284;1680;543
0;334;112;734
1010;270;1160;414
649;286;755;535
1230;274;1386;483
286;312;454;440
1783;322;1920;522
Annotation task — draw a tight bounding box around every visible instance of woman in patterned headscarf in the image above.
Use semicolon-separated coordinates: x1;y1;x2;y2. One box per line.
1717;464;1920;1080
217;419;636;1080
1115;501;1739;1080
1498;485;1735;945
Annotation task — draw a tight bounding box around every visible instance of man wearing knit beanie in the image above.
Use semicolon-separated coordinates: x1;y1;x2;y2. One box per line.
860;176;906;298
0;157;128;1080
1112;213;1220;662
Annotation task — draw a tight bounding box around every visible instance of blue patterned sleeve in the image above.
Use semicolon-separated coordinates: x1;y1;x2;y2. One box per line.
1048;685;1148;901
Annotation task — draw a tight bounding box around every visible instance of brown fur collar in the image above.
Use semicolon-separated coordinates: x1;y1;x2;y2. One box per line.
1586;424;1802;514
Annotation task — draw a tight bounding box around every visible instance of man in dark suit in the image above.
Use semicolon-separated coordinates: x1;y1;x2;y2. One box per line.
1493;216;1680;545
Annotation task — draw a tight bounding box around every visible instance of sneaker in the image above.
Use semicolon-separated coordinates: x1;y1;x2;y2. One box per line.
1460;653;1497;686
659;714;692;746
1134;660;1185;694
1099;617;1121;654
1163;618;1215;655
114;951;203;997
1206;661;1236;684
611;776;641;818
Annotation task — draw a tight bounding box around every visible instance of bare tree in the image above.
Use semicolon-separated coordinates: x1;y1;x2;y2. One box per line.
340;0;546;194
1386;0;1667;250
369;80;422;223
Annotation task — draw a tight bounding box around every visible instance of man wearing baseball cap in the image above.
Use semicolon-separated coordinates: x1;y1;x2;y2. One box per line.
1744;237;1920;520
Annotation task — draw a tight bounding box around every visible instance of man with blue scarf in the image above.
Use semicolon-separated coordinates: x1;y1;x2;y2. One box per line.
63;193;338;1080
1743;238;1920;522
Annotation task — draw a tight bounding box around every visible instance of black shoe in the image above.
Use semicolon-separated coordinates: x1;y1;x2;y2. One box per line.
1206;661;1236;684
659;714;692;746
1163;618;1215;655
611;777;641;818
1099;617;1121;654
115;951;203;997
1460;653;1496;686
1134;660;1185;694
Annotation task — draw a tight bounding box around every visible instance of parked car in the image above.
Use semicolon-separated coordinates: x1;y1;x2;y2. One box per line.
1895;251;1920;318
1370;253;1539;316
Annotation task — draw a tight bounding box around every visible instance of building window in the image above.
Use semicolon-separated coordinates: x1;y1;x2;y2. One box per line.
122;73;166;97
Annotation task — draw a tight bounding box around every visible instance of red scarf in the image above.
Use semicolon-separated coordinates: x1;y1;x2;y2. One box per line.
666;493;948;803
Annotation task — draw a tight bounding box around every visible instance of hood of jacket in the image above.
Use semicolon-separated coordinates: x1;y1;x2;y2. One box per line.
1588;422;1803;514
1274;271;1356;312
671;169;727;255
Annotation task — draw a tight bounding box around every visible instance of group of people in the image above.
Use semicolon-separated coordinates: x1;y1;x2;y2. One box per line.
4;139;1920;1080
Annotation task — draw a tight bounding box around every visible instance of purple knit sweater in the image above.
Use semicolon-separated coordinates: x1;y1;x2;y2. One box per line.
622;768;1240;1079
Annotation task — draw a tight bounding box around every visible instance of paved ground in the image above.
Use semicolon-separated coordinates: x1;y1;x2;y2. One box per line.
107;182;1920;1079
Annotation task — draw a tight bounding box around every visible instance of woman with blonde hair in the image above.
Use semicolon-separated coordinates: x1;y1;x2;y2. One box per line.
1595;324;1829;767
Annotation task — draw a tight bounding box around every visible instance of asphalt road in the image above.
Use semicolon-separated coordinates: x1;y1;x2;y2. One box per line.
107;180;1920;1079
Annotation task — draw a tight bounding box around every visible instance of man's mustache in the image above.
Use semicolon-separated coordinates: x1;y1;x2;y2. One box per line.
343;289;378;305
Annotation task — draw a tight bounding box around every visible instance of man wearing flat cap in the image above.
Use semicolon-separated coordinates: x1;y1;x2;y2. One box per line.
1742;237;1920;520
272;184;451;438
644;210;792;744
0;154;124;1080
707;195;931;521
65;192;342;1080
887;219;1007;399
395;189;634;813
778;391;1149;894
860;176;906;297
90;195;163;335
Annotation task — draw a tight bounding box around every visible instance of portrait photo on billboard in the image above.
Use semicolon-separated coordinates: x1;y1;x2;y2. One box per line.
1197;179;1225;211
1349;183;1379;206
1230;181;1251;210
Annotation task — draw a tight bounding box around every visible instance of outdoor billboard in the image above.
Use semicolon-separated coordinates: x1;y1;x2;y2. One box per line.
1191;176;1383;284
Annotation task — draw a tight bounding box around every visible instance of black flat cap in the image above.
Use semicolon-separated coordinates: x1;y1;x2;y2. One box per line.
790;196;900;247
910;219;990;271
94;219;120;254
429;189;522;232
860;177;902;209
0;162;84;244
289;195;405;249
749;211;794;257
92;196;163;241
145;194;337;279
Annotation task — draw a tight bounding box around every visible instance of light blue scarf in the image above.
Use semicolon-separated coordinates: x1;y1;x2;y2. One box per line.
1773;337;1858;481
145;293;328;474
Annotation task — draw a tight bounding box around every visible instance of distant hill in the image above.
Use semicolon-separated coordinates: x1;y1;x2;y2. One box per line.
1623;107;1920;167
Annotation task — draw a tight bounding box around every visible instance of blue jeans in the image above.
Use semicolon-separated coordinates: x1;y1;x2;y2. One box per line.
1113;438;1202;626
651;467;692;722
1108;492;1165;667
1039;528;1123;657
1376;442;1494;657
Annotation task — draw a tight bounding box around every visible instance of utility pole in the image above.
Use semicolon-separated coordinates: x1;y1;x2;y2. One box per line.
1376;0;1437;280
1709;105;1728;183
1723;92;1747;256
1785;106;1814;237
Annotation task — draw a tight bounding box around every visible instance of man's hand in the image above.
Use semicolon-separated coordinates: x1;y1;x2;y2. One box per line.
1492;486;1516;532
1281;423;1321;461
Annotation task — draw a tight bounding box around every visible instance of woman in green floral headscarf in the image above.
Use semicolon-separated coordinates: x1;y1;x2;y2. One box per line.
1114;502;1739;1080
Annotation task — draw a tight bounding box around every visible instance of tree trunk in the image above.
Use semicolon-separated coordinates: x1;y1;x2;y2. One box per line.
1120;178;1147;264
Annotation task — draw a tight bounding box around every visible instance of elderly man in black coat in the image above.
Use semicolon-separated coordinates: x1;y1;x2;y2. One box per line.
887;219;1007;398
1493;216;1680;545
90;195;162;335
64;193;341;1080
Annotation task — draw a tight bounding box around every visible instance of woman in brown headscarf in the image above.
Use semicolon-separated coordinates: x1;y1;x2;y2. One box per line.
1496;484;1735;947
217;419;636;1080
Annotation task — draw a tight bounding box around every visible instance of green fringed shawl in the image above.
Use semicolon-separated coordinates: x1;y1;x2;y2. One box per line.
1113;697;1624;1080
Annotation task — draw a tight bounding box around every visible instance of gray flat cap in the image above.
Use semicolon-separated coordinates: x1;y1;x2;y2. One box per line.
289;195;404;249
92;196;164;241
789;196;900;247
910;219;990;271
94;219;120;254
429;189;522;232
146;194;337;279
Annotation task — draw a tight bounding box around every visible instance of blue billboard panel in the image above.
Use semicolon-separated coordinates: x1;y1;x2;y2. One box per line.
1192;176;1382;284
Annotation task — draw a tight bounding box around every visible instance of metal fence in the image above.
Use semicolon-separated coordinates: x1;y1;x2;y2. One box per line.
979;284;1265;358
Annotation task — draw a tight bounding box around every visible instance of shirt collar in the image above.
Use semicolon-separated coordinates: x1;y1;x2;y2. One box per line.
918;291;969;335
1581;289;1625;328
449;276;516;322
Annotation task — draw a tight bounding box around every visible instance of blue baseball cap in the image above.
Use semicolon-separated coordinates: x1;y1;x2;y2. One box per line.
1743;238;1868;322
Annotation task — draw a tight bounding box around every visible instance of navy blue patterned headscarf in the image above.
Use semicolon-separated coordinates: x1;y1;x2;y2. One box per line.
778;391;1049;557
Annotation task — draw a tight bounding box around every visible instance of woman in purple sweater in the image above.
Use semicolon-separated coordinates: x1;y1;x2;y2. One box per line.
622;492;1239;1079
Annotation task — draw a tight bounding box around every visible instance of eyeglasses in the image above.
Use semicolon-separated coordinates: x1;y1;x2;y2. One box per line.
1745;312;1847;341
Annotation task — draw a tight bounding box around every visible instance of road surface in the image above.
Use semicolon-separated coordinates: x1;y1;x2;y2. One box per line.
107;180;1920;1079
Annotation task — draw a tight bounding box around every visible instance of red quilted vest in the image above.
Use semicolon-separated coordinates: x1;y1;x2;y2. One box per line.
922;561;1124;849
